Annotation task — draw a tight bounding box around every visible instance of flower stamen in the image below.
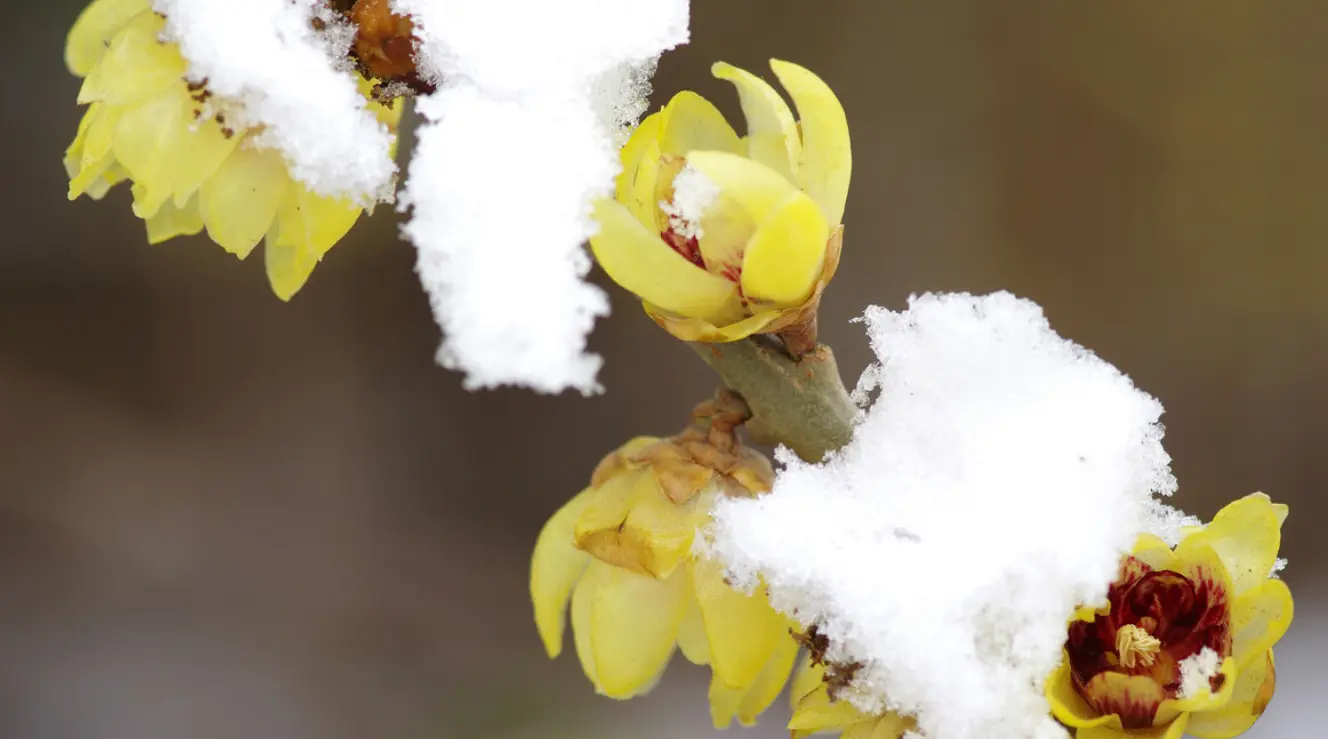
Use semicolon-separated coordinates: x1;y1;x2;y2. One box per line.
1115;623;1162;668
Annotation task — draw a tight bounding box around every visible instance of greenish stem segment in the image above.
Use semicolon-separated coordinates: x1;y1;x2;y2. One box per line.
687;337;857;463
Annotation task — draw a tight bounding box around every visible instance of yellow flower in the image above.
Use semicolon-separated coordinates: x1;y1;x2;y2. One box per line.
1047;493;1294;739
590;60;851;343
63;0;404;300
788;658;913;739
530;430;797;728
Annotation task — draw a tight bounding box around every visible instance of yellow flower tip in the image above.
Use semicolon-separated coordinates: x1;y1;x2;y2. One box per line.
65;0;151;77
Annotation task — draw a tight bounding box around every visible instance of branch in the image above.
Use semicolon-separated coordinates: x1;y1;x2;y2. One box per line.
687;337;857;463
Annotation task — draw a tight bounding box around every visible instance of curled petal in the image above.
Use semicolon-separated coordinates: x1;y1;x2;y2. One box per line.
711;61;801;182
740;190;830;307
1079;713;1189;739
1186;649;1277;738
789;684;868;732
145;193;204;244
769;59;852;226
115;89;238;219
264;186;362;301
1079;672;1166;730
530;488;595;658
616;113;664;227
78;13;184;106
684;150;802;225
676;587;711;665
1130;532;1181;572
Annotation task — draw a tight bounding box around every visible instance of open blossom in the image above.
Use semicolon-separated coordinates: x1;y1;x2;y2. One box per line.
1047;493;1293;739
530;398;796;728
63;0;403;300
590;59;850;343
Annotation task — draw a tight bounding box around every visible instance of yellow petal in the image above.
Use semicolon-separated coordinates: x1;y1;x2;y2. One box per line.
791;657;826;706
658;91;742;157
65;0;151;76
677;586;711;665
691;556;784;691
1044;660;1116;729
1079;713;1189;739
1154;657;1236;725
67;104;120;200
574;467;707;579
589;198;744;323
1130;532;1180;572
711;61;801;182
789;684;867;732
616;112;663;223
769;60;852;226
739;190;830;306
707;677;745;729
199;144;290;258
264;185;362;301
734;631;798;726
115;89;238;219
587;561;687;698
531;488;595;659
841;720;883;739
144;192;204;244
570;563;601;689
644;302;781;343
78;13;185;106
1187;650;1276;738
1177;492;1284;596
1229;579;1293;668
684;150;802;226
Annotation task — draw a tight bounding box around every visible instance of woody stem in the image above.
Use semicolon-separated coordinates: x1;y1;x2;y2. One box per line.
687;337;857;463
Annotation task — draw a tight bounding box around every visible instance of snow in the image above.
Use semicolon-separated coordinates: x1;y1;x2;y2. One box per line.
706;292;1179;739
1178;647;1222;700
154;0;397;202
396;0;690;392
660;165;718;241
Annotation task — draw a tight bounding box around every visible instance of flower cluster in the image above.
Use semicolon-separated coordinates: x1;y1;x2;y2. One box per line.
530;393;797;728
64;0;403;300
590;59;850;353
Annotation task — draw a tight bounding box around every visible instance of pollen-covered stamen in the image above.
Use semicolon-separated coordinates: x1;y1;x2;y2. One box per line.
1115;624;1161;668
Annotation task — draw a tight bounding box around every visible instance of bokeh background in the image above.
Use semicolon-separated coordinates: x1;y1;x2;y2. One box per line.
2;2;1324;737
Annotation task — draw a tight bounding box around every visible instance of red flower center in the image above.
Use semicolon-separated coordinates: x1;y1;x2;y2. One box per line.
1064;556;1231;728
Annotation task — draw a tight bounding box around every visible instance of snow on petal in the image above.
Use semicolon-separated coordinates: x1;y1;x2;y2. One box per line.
706;292;1179;739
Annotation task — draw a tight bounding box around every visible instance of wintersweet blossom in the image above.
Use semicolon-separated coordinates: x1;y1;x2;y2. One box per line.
1047;493;1293;739
63;0;402;300
590;59;850;343
788;659;913;739
530;405;796;728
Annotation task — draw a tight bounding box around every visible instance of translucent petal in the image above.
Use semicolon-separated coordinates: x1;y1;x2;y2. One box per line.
1186;650;1276;739
78;13;185;106
694;189;758;277
264;185;362;301
1230;579;1292;667
144;192;204;244
712;61;800;182
115;89;238;219
65;0;151;76
659;91;742;157
530;488;595;659
1130;532;1180;572
643;302;781;343
769;60;852;226
1044;660;1116;729
200;144;290;258
734;631;798;725
67;104;119;200
677;586;711;665
570;563;601;689
739;190;830;307
589;199;744;323
789;658;826;706
842;720;883;739
1177;493;1284;596
707;677;744;729
691;557;784;689
587;562;687;698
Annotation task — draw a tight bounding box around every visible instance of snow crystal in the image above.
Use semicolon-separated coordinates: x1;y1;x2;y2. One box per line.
707;292;1178;739
1178;647;1222;699
660;165;718;241
155;0;397;202
396;0;690;392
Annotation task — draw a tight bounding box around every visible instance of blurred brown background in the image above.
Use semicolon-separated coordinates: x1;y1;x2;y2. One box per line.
2;2;1324;737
